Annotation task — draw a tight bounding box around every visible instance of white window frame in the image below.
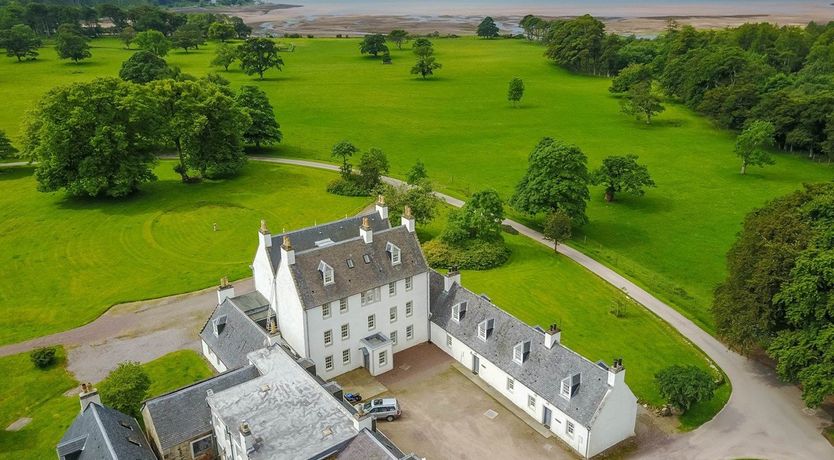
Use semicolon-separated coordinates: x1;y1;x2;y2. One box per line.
319;261;334;286
322;304;331;319
566;420;575;438
379;350;387;366
368;314;376;331
406;324;414;340
405;301;413;317
339;298;348;314
342;349;351;365
361;288;380;306
405;276;413;291
446;334;452;348
389;306;397;323
528;394;536;409
324;329;333;347
478;321;488;341
388;281;397;296
190;434;213;458
386;242;401;265
325;355;334;371
390;330;398;345
506;377;514;393
561;379;571;399
341;324;350;340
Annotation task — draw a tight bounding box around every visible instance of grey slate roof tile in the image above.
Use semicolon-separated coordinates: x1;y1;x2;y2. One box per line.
199;292;271;370
291;225;427;309
336;429;398;460
428;271;611;428
57;403;156;460
142;365;260;451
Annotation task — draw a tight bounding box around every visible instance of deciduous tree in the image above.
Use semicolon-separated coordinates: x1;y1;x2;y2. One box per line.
119;50;169;84
0;24;41;61
542;210;572;252
442;189;504;245
405;160;428;185
99;362;150;418
212;42;237;71
591;154;655;202
236;85;282;149
357;147;389;191
55;30;91;63
360;33;388;56
388;29;409;49
620;81;664;124
476;16;499;38
119;26;136;49
510;137;590;224
507;77;524;107
411;44;441;79
655;365;716;413
735;120;775;174
208;21;235;42
609;63;651;93
171;23;204;53
237;38;283;80
331;140;358;180
134;29;170;57
0;130;17;159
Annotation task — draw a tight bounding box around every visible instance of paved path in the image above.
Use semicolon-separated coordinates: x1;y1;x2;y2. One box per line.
2;157;831;458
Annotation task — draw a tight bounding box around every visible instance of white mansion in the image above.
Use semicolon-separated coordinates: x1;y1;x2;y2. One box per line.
136;198;637;460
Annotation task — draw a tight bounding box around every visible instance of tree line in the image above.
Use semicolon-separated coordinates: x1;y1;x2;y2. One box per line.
521;14;834;163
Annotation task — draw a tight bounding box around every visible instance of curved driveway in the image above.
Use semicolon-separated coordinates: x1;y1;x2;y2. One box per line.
1;158;831;458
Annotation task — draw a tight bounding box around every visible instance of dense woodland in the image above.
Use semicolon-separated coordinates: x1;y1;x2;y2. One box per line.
522;14;834;163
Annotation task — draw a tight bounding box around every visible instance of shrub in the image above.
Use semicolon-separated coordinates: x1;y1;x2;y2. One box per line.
99;361;151;418
326;177;371;197
655;365;716;413
423;238;510;270
30;346;57;369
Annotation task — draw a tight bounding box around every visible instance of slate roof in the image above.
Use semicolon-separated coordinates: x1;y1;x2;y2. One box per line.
57;403;156;460
142;365;260;451
336;429;399;460
267;212;391;273
291;225;427;309
199;291;271;370
428;271;611;428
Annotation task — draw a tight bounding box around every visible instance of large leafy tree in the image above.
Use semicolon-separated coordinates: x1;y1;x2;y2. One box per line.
542;209;572;252
620;81;664;124
545;14;605;75
442;189;504;245
476;16;499;38
134;29;170;57
22;78;162;197
149;79;251;182
359;34;388;56
357;148;389;192
212;43;237;71
236;85;282;149
171;23;205;53
385;180;441;225
99;361;150;418
655;365;716;412
0;24;41;61
405;160;427;185
0;130;17;159
119;26;136;49
331;140;358;180
591;154;655;202
510;137;590;224
119;50;169;84
411;44;441;79
735;120;775;175
237;38;283;80
55;30;91;63
387;29;409;49
609;63;651;93
208;21;235;42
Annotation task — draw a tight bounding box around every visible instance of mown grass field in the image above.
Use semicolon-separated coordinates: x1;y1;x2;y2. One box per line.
1;37;830;335
0;162;369;345
0;348;212;460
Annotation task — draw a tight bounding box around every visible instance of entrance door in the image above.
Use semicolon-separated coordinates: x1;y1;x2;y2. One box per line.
362;348;369;370
542;406;552;428
472;354;479;375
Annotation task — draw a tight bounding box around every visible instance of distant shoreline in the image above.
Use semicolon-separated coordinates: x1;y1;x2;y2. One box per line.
178;2;834;37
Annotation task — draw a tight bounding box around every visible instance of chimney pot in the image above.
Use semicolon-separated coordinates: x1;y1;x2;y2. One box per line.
259;219;272;248
401;206;415;232
360;217;373;243
376;195;389;219
543;323;561;349
443;269;461;292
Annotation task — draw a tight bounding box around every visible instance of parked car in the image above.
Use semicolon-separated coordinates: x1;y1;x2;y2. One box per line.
344;392;362;403
356;398;401;421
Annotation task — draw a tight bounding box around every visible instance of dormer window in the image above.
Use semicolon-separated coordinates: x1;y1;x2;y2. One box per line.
212;315;227;337
451;301;467;322
513;340;531;365
386;242;401;265
318;261;334;286
560;373;581;400
477;318;494;342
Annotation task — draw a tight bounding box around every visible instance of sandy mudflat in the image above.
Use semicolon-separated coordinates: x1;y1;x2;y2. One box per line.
184;2;834;36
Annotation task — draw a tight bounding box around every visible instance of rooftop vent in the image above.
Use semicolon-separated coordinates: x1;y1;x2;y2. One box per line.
346;258;355;268
314;238;335;247
363;254;371;264
240;421;252;436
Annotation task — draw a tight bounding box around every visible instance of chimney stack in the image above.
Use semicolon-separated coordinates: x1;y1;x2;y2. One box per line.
259;219;272;249
444;267;460;292
360;217;373;243
401;206;415;233
217;276;235;304
79;383;101;413
543;323;561;349
281;235;295;265
607;358;625;386
376;195;389;220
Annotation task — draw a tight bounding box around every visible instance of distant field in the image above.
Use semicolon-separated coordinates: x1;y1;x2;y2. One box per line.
1;37;829;334
0;162;369;345
0;348;212;460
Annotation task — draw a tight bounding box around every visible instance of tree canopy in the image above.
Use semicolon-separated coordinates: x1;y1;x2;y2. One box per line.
208;21;235;42
55;29;91;63
542;210;572;252
119;50;170;84
507;77;524;106
442;189;504;245
411;43;441;79
591;154;655;202
405;160;428;185
99;361;151;419
331;140;358;180
171;23;205;53
236;85;282;149
655;365;716;413
0;24;41;61
357;148;389;192
735;120;775;174
388;29;409;49
0;130;17;159
237;38;283;80
360;34;388;56
134;29;170;57
212;43;237;71
510;137;590;224
476;16;499;38
620;81;664;124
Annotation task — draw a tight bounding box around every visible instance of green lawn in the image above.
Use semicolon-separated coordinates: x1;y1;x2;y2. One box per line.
1;37;830;335
0;348;212;460
0;162;369;345
419;211;729;429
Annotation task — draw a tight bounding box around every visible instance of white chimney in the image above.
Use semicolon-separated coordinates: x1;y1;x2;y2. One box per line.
444;269;460;292
280;235;295;265
217;277;235;304
376;195;388;220
360;217;373;244
543;324;561;349
79;383;101;413
608;358;625;386
401;205;415;233
259;219;272;248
